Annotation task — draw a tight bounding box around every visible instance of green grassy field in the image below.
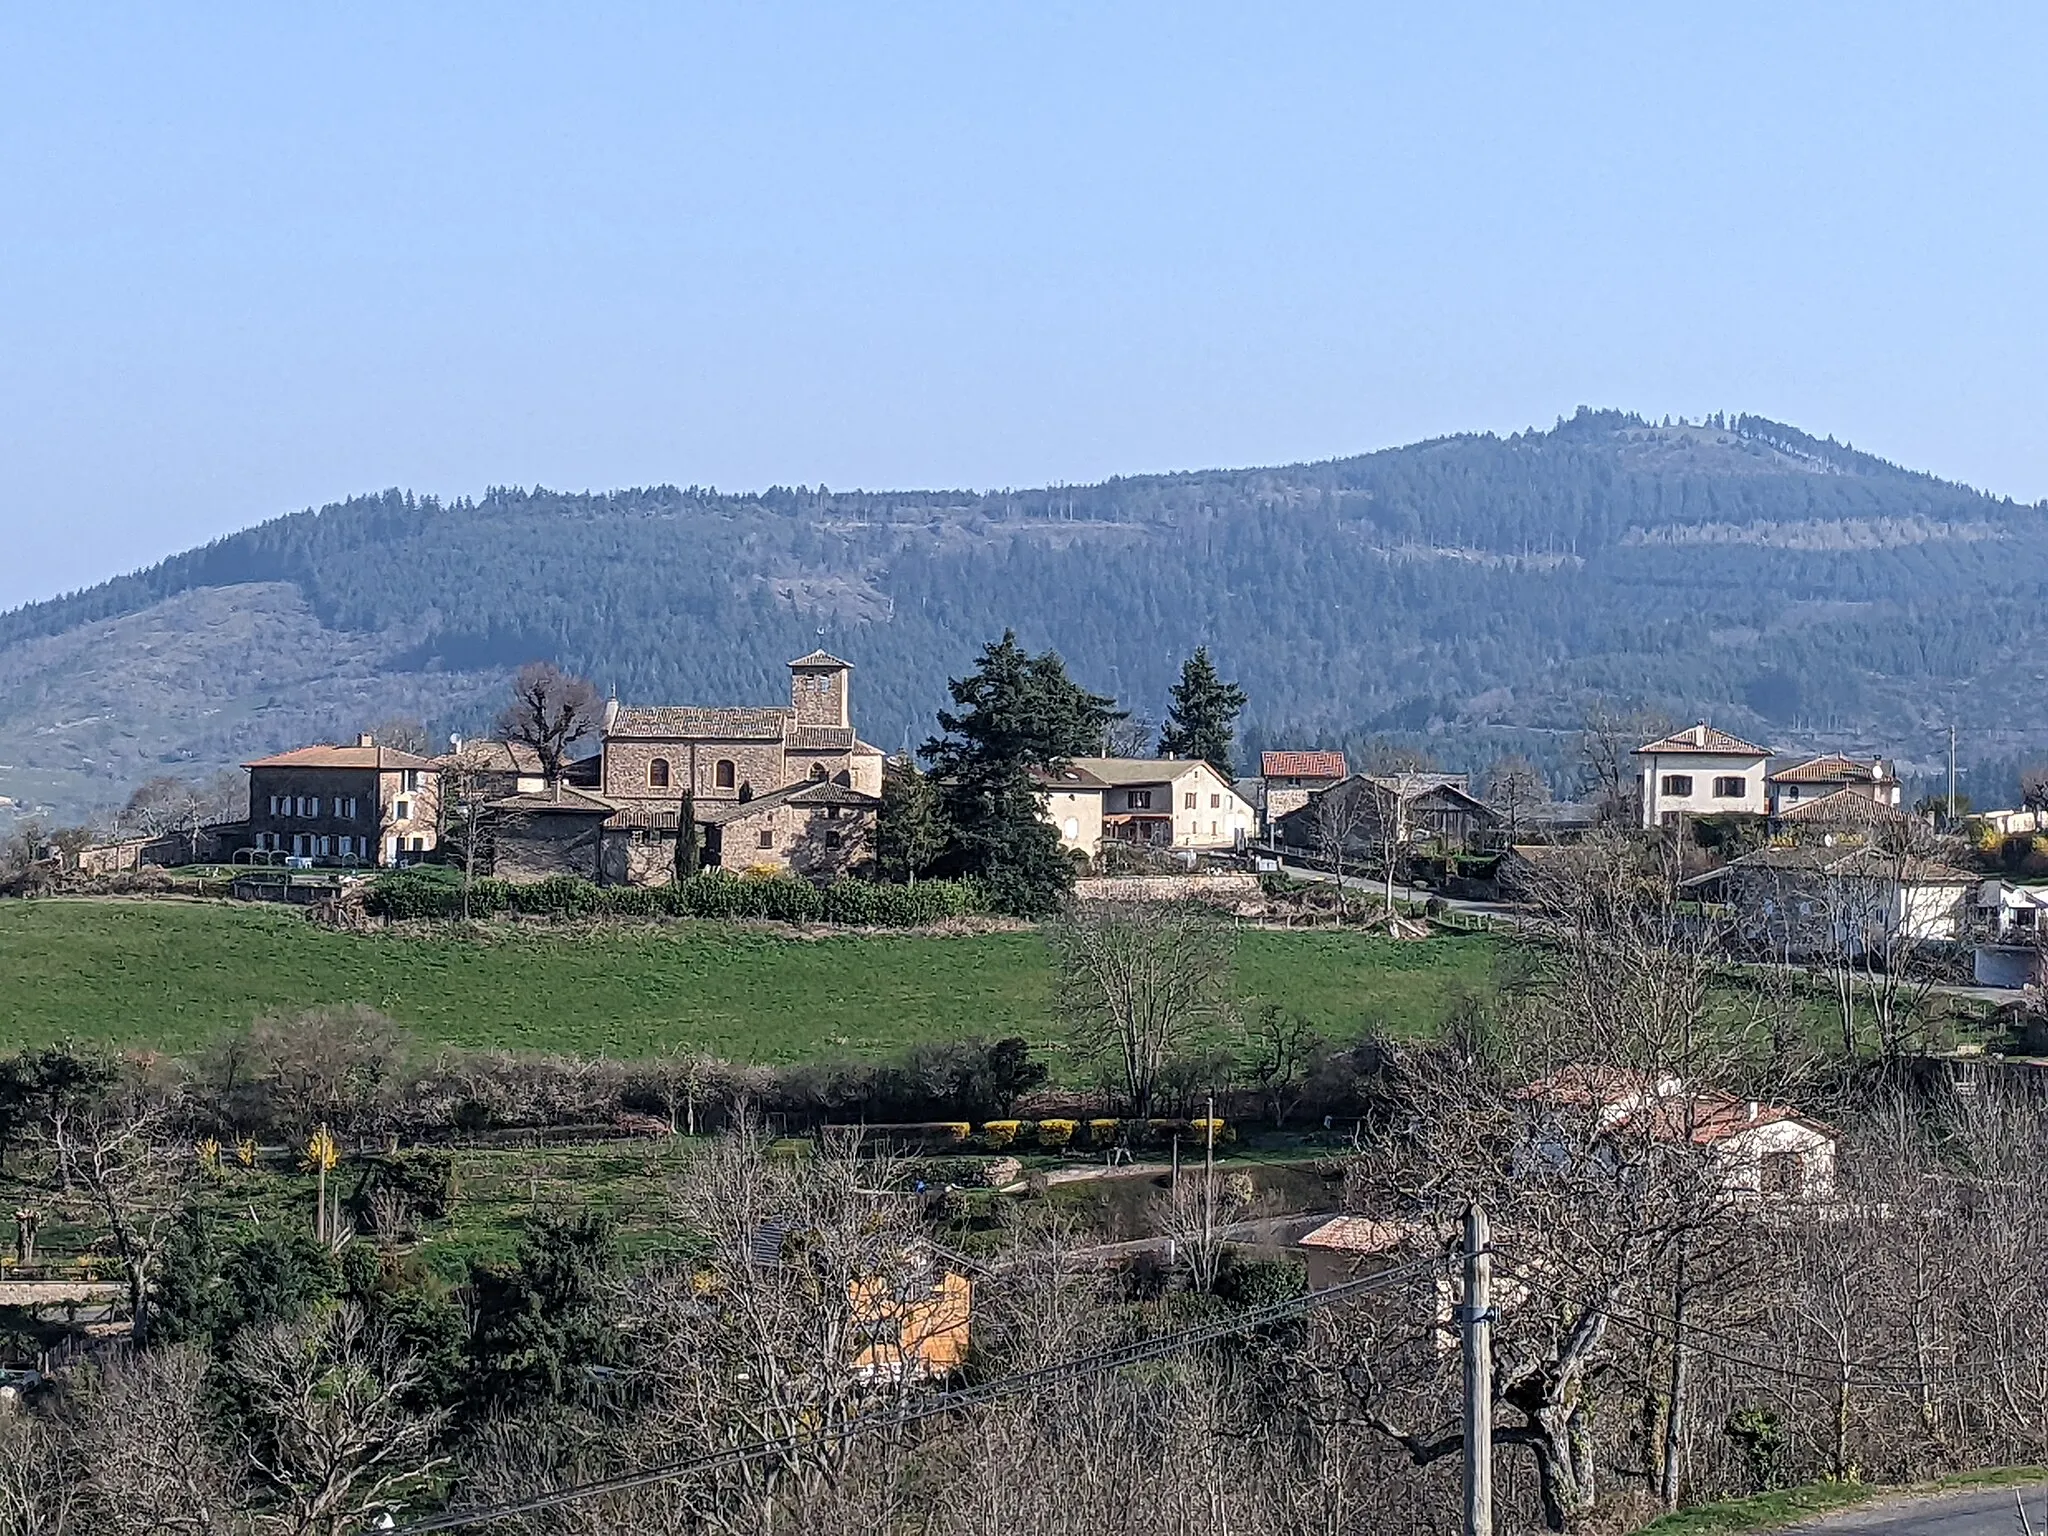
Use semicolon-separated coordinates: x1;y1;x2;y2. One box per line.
0;898;1501;1061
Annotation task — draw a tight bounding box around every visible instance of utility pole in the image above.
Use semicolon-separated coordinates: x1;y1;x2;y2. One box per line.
1462;1202;1493;1536
1947;724;1958;826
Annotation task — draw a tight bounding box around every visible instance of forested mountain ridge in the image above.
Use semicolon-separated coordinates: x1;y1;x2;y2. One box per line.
6;408;2046;822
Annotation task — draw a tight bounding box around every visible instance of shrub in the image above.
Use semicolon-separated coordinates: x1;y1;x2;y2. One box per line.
367;870;983;927
1086;1118;1121;1147
980;1119;1021;1149
1189;1116;1235;1146
938;1122;972;1143
1037;1117;1077;1150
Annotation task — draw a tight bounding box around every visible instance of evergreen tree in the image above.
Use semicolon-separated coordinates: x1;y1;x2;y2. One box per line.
921;632;1119;916
1158;646;1248;776
873;756;948;884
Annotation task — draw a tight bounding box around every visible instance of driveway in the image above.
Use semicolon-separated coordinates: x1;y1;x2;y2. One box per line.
1792;1482;2048;1533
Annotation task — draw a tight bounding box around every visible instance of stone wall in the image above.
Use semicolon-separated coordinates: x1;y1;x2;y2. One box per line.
492;811;605;883
602;739;787;808
1072;872;1261;905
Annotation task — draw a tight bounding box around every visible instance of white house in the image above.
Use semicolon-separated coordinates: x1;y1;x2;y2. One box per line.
1697;845;1978;959
1634;723;1772;828
1767;754;1901;816
1518;1066;1837;1202
1035;758;1257;859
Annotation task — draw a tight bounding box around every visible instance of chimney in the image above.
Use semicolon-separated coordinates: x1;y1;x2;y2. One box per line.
1746;1100;1759;1122
1693;721;1708;747
357;732;375;748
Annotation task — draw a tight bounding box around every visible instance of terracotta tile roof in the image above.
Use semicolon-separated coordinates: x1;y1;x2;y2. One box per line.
438;739;545;775
1715;844;1977;884
698;779;882;825
604;803;686;831
485;787;614;815
788;725;857;751
1067;757;1222;787
244;744;439;771
1777;787;1908;826
1633;722;1772;757
607;706;792;740
1769;753;1886;785
789;649;854;669
1298;1216;1417;1254
1261;750;1349;780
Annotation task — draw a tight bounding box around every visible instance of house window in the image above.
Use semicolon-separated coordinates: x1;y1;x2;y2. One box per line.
1210;793;1221;809
410;837;424;852
715;760;737;790
1184;792;1197;810
649;758;671;789
1128;789;1152;810
315;836;331;857
810;763;828;781
1759;1150;1804;1197
394;800;411;822
1063;818;1080;839
825;830;843;849
402;769;422;792
1714;776;1747;798
1661;775;1694;797
1210;822;1218;836
338;837;353;857
757;829;775;849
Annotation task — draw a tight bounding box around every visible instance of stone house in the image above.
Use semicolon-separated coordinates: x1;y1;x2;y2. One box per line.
1634;723;1772;828
1035;758;1257;859
487;787;613;883
242;736;439;866
699;779;881;879
1766;753;1900;817
1258;750;1350;831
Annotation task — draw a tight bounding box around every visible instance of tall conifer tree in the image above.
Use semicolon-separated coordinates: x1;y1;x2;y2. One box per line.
1158;647;1248;777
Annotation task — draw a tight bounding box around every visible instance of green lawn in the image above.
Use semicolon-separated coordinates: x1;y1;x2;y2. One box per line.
0;898;1499;1062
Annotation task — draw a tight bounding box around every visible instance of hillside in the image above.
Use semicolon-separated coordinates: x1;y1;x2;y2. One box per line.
7;408;2047;822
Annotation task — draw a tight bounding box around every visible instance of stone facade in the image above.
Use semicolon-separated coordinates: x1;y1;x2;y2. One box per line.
488;793;609;883
242;737;439;866
702;780;880;880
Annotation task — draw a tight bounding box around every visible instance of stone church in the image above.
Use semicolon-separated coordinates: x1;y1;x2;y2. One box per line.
585;650;887;882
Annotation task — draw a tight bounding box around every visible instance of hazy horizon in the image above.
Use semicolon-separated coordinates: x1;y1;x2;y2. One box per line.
4;4;2044;610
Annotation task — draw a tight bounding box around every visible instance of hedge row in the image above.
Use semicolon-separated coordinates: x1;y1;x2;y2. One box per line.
363;870;985;926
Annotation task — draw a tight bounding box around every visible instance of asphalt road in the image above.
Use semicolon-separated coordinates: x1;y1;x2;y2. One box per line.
1795;1483;2048;1533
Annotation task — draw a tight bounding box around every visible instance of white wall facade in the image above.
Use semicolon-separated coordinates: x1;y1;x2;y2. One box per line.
1639;751;1770;827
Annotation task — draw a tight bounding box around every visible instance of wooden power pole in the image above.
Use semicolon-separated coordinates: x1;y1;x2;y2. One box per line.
1463;1202;1494;1536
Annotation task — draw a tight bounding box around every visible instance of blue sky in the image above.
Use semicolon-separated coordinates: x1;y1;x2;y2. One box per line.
2;4;2043;610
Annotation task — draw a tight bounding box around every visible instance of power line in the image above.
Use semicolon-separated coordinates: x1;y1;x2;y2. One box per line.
1496;1259;2044;1393
394;1254;1444;1534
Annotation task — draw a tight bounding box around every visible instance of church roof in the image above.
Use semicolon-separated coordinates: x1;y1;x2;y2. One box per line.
789;649;854;669
607;706;792;741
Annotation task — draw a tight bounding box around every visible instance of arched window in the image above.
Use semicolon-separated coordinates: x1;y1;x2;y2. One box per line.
648;758;671;789
809;763;828;781
714;759;736;790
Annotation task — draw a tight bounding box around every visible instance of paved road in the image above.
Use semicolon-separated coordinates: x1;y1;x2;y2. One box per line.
1795;1483;2048;1533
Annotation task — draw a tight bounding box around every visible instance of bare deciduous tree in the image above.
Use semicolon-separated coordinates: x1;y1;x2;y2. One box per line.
1482;754;1551;846
1049;900;1237;1117
231;1305;449;1536
48;1097;191;1343
496;662;601;786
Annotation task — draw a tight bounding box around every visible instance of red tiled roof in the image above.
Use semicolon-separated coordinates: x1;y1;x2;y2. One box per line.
1777;787;1908;826
1769;754;1885;785
1634;723;1772;757
1261;750;1349;780
244;744;438;771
